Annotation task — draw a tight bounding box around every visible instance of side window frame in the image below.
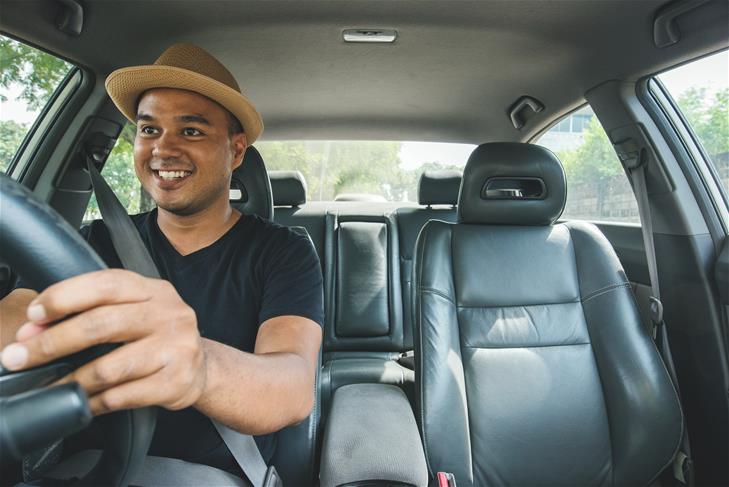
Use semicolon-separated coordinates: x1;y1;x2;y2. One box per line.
644;77;729;237
7;67;82;181
1;34;83;184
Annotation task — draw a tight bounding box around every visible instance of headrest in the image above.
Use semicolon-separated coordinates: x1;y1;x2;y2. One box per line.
458;142;566;225
230;146;273;220
418;170;462;206
270;170;307;207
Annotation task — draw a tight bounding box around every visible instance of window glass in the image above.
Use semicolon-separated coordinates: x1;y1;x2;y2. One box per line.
536;106;640;224
0;36;74;173
658;50;729;196
83;123;155;221
256;141;475;202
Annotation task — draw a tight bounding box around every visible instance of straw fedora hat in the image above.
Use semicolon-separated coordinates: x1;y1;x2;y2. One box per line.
105;43;263;143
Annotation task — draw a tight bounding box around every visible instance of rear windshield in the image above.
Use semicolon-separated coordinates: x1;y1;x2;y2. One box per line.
255;141;475;202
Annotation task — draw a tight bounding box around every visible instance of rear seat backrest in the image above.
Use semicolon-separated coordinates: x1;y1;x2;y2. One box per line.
324;212;404;357
396;170;461;344
269;171;326;269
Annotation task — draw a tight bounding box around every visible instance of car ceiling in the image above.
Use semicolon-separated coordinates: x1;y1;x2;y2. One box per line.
1;0;728;144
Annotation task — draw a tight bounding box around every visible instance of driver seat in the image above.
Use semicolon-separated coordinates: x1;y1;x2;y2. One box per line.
413;142;683;485
232;145;321;485
44;145;320;486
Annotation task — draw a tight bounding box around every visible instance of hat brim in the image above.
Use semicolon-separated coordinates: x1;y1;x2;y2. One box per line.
105;65;263;143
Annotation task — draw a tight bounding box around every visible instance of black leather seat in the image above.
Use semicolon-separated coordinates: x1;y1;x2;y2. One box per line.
396;170;461;342
320;210;414;417
270;170;307;208
231;147;320;485
229;146;274;220
413;142;683;485
269;170;327;266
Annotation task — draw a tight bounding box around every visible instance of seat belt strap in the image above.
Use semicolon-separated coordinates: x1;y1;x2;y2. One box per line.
213;421;279;487
86;156;161;279
627;153;693;485
86;157;280;487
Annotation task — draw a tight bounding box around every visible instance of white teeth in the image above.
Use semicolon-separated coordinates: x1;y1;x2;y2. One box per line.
158;170;189;179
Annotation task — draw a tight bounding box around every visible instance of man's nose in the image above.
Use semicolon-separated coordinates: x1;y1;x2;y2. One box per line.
151;132;183;159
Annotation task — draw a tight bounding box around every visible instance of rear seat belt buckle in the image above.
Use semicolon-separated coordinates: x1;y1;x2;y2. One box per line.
649;296;664;324
673;451;690;484
437;471;457;487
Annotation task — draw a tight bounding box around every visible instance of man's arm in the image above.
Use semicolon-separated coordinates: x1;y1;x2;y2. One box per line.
0;270;321;435
0;288;38;348
196;316;321;435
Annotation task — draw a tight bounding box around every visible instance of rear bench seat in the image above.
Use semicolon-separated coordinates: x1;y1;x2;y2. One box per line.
320;209;412;415
270;169;463;417
270;170;327;266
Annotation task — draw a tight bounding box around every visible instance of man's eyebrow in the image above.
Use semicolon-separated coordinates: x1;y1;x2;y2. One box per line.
136;113;154;122
177;114;212;126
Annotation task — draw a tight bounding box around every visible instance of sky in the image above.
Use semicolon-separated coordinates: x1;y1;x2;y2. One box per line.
2;50;726;170
658;49;728;98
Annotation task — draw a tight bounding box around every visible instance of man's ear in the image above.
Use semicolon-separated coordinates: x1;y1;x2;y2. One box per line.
231;132;247;170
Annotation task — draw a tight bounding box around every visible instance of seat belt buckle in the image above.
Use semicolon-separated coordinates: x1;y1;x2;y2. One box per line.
263;465;283;487
673;451;691;484
649;296;664;325
437;472;457;487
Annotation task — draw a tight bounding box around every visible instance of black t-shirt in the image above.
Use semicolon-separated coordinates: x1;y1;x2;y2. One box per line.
37;210;324;473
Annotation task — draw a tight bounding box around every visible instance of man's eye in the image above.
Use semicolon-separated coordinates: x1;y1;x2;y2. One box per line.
183;128;203;136
140;126;158;135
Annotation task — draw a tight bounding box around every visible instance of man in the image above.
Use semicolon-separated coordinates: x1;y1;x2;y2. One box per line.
0;43;323;475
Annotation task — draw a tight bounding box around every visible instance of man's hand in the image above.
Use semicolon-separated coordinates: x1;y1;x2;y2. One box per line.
0;269;207;415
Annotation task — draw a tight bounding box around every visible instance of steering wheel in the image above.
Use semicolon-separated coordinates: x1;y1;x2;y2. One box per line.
0;174;155;486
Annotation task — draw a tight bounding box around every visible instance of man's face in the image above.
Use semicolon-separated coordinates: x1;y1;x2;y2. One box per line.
134;88;247;216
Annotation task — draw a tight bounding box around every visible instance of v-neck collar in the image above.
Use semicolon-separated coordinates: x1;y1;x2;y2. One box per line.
149;209;249;262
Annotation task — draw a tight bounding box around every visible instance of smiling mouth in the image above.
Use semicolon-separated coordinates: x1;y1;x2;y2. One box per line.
153;170;192;181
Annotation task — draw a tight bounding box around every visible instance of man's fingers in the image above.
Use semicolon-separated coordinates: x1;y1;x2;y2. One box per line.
89;375;177;415
54;338;167;396
15;322;48;341
1;302;155;370
26;269;156;325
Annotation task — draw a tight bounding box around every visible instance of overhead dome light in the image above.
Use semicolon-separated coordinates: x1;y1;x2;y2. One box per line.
343;29;397;43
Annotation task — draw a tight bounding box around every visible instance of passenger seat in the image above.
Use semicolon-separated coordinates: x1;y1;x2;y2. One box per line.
413;143;683;485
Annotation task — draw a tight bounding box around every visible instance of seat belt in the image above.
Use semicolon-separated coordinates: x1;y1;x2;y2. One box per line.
86;157;282;487
626;150;693;485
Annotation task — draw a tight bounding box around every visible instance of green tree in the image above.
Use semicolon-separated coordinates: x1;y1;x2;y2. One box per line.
85;133;146;218
260;140;407;201
0;37;71;110
1;36;148;215
0;120;27;172
678;87;729;158
557;116;621;185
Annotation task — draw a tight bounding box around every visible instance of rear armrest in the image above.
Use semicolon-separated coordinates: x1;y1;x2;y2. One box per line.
319;384;428;487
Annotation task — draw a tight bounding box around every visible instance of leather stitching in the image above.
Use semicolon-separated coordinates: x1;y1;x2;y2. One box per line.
462;342;591;349
416;220;432;477
419;286;455;303
582;282;631;302
565;222;615;483
456;299;580;309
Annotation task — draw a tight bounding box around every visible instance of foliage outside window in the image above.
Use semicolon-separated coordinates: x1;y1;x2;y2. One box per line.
658;50;729;197
257;141;473;202
537;106;640;224
0;36;73;172
83;124;155;221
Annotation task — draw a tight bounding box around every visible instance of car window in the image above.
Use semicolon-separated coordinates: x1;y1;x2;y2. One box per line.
0;35;74;173
536;106;640;224
256;140;475;202
83;123;155;221
658;50;729;197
